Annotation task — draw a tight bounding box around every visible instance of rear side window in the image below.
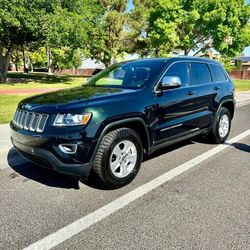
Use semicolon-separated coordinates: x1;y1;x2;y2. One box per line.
209;64;228;82
163;62;189;86
190;63;212;85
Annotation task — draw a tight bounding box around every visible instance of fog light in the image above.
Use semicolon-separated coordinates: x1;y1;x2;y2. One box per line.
59;144;77;154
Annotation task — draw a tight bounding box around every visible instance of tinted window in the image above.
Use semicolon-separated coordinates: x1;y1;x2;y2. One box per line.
190;63;212;85
163;62;189;86
87;61;166;89
210;64;227;82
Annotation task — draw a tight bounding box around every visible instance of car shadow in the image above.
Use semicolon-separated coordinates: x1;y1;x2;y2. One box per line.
191;135;215;145
193;135;250;153
144;139;194;162
226;142;250;153
7;147;80;189
82;172;114;191
7;138;249;191
84;139;195;190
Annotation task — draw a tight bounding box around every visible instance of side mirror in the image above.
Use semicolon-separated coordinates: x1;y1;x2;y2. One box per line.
160;76;181;89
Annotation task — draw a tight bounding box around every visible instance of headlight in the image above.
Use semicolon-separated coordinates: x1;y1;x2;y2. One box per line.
53;113;92;126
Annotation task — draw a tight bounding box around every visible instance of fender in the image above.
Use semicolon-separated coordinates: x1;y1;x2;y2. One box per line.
211;98;236;128
90;117;151;162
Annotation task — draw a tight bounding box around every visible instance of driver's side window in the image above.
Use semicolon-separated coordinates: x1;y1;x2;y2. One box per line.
163;62;189;87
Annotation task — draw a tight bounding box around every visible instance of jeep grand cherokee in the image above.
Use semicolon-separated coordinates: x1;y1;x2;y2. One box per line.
10;57;235;188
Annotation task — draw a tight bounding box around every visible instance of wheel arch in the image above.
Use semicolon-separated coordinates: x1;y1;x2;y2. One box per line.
90;118;150;162
220;99;235;119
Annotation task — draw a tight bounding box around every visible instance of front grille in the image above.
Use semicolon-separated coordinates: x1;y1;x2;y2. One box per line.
13;109;49;133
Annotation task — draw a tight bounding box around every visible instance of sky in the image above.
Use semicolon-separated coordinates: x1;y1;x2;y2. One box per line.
127;0;134;12
126;0;250;56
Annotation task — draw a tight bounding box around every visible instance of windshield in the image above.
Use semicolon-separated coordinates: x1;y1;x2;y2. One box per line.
86;61;167;89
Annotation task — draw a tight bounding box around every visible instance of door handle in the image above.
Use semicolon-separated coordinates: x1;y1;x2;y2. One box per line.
186;91;196;96
214;86;221;90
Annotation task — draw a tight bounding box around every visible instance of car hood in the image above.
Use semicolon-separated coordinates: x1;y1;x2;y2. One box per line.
18;85;137;112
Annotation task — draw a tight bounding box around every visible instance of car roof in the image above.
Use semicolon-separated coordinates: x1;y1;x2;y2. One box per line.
124;56;220;65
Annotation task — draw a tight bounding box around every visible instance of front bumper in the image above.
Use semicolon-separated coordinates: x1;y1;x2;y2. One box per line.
10;127;93;180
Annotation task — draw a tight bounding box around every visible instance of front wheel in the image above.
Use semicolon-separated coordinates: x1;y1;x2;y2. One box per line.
92;128;143;189
209;107;232;144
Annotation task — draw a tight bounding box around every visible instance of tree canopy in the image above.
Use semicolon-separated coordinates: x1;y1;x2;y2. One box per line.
0;0;101;81
125;0;154;57
0;0;250;81
0;0;55;80
86;0;129;67
147;0;250;56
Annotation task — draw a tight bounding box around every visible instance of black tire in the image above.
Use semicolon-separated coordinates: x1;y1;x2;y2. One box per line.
209;107;232;144
92;128;143;189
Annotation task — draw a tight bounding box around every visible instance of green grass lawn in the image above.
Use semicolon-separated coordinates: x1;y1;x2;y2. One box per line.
0;72;87;89
0;72;87;124
234;79;250;92
0;95;32;124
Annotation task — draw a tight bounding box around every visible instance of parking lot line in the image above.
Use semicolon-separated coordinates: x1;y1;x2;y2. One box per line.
22;129;250;250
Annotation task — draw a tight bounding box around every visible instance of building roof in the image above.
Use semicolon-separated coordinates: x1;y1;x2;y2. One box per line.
236;56;250;63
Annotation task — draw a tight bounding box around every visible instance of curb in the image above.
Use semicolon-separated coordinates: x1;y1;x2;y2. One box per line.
236;99;250;107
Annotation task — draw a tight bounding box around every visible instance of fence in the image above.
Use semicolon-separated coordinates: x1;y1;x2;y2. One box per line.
230;70;250;80
10;66;250;80
57;68;250;80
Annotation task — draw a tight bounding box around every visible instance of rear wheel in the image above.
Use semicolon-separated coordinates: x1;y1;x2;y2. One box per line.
209;107;231;144
92;128;143;189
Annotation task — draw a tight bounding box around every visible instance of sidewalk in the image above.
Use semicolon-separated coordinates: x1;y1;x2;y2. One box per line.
0;124;13;169
0;124;12;151
1;91;250;168
235;91;250;104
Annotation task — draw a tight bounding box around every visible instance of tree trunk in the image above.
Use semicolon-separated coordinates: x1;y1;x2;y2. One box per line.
108;26;114;65
22;46;28;73
30;62;34;72
15;62;19;71
0;45;13;82
47;46;53;75
155;48;160;57
193;48;205;56
12;49;19;71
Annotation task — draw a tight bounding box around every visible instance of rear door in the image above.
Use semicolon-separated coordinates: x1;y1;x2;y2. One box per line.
208;63;230;105
188;62;222;129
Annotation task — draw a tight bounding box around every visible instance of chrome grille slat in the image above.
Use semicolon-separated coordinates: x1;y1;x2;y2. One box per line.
36;115;49;132
19;111;26;129
22;112;28;128
30;114;40;131
29;113;36;131
35;114;43;132
12;109;49;133
16;110;22;126
15;110;20;125
24;112;32;130
13;110;18;122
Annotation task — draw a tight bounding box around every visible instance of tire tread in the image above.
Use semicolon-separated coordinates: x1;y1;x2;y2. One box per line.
92;128;142;188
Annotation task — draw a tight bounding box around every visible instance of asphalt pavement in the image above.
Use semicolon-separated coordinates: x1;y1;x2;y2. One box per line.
0;98;249;250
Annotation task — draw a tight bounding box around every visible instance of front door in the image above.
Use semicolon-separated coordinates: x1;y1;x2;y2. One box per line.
153;62;199;145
